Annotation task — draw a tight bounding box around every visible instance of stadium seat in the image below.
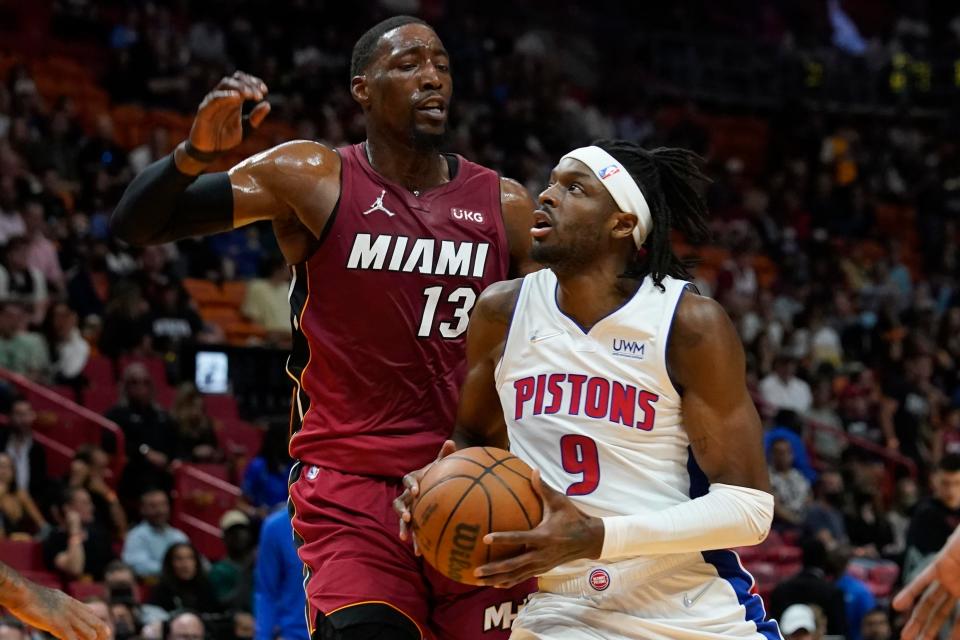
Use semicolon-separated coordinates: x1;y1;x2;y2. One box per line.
67;581;107;600
0;540;45;572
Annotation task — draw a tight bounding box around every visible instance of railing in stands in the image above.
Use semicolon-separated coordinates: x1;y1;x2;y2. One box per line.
171;463;243;561
0;370;126;483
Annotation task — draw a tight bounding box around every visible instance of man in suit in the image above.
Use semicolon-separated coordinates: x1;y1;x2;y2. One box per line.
0;397;48;506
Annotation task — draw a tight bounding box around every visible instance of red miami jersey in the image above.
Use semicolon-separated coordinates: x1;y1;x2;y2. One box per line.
286;143;510;477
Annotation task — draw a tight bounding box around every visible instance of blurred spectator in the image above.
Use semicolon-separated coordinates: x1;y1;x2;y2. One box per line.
902;453;960;581
149;543;220;614
934;403;960;463
0;618;25;640
21;200;64;293
803;469;850;550
0;397;49;503
881;353;947;465
171;383;220;463
0;237;49;324
0;302;49;379
232;611;255;640
763;410;817;483
805;379;846;465
769;437;811;530
254;509;308;640
241;423;292;516
148;283;207;354
43;486;113;580
0;452;47;536
98;281;152;358
0;207;25;246
128;128;171;175
108;600;140;640
62;445;127;538
105;362;177;505
844;484;894;559
778;603;819;640
828;547;875;640
859;607;891;640
884;477;918;559
760;354;813;413
41;301;90;386
209;510;255;611
242;257;292;344
166;611;205;640
104;560;168;626
121;489;189;580
83;597;115;635
770;539;847;636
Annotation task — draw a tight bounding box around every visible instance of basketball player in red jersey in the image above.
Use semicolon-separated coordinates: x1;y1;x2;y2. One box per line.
111;15;537;640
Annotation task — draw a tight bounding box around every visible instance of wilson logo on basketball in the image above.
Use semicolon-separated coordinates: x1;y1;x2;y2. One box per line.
447;522;481;582
589;568;611;591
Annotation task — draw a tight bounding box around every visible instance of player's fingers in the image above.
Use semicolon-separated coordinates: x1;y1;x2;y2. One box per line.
483;530;536;547
412;532;421;556
919;592;955;640
437;440;457;460
902;583;942;640
894;561;937;611
249;101;271;128
227;73;264;100
530;469;561;506
474;550;538;579
233;70;269;94
401;474;420;497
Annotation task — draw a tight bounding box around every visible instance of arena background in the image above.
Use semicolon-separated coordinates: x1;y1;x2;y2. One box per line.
0;1;959;639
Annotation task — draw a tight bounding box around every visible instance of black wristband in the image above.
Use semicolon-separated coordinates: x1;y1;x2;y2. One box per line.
183;140;223;163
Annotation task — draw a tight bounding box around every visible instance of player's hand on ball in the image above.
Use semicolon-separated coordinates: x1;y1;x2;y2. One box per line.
189;71;271;155
893;530;960;640
394;440;457;548
474;469;604;588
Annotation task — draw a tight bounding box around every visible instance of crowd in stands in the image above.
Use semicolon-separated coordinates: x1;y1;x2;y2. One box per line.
1;1;960;639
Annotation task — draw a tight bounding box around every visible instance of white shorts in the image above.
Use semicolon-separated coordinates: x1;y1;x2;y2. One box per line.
510;551;782;640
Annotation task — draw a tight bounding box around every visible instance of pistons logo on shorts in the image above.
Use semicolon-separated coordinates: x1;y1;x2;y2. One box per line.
588;568;610;592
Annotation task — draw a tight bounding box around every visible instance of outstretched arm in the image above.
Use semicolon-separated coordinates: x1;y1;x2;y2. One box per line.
0;562;110;640
111;71;340;251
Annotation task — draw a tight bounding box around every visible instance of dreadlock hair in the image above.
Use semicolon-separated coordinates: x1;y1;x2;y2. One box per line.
350;15;429;79
592;139;712;291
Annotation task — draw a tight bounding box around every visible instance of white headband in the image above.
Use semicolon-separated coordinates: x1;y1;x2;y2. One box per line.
560;145;652;248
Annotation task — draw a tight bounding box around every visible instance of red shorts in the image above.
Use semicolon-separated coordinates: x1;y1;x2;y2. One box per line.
289;463;534;640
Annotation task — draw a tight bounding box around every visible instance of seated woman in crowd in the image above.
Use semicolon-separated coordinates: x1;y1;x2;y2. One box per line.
0;452;47;537
149;542;220;614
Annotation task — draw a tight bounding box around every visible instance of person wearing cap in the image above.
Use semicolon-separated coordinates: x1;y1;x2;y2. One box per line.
779;604;820;640
209;509;256;611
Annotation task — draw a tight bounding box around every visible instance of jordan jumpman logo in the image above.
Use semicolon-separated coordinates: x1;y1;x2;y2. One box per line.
362;190;396;217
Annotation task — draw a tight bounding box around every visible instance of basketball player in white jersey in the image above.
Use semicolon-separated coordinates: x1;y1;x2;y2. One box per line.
397;140;781;639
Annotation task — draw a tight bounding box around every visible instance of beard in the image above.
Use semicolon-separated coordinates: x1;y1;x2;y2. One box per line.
531;222;606;274
409;122;448;152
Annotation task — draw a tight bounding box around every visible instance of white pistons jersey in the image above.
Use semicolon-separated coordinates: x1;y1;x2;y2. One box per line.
496;269;691;575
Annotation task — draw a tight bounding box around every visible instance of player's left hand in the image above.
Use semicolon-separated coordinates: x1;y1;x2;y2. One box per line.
474;469;604;588
893;529;960;640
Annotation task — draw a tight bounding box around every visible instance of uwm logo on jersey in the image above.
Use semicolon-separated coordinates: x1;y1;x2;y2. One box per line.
346;233;490;277
513;373;659;431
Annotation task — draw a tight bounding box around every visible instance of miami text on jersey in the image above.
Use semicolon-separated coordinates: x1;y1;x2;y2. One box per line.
513;373;659;430
346;233;490;277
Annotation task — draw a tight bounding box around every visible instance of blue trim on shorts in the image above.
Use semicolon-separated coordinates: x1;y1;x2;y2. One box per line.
686;448;783;640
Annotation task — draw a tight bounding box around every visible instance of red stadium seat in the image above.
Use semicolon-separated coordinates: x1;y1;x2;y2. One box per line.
0;540;45;572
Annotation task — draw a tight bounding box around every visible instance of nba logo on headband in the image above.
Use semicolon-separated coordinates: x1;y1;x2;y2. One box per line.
598;164;621;180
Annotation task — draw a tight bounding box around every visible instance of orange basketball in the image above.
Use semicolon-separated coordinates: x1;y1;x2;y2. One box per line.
411;446;543;585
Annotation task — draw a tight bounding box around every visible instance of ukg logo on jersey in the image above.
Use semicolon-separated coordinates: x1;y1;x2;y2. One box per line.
612;338;645;360
451;207;484;224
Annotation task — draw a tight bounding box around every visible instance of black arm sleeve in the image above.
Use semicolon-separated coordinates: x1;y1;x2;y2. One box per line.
110;153;235;246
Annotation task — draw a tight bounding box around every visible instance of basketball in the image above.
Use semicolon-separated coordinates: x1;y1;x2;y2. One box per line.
411;446;543;585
